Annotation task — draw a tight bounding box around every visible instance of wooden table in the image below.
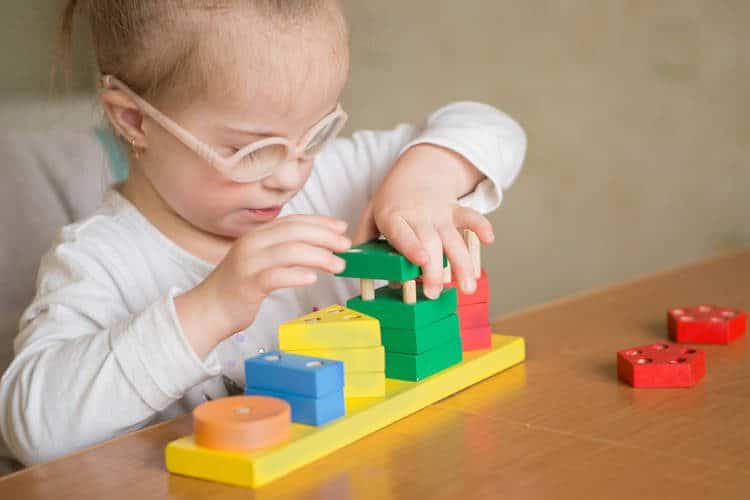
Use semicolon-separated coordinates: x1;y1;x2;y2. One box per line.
2;250;749;499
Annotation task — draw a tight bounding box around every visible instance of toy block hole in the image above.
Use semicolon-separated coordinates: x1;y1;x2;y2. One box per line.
668;358;688;364
234;406;252;416
305;361;324;368
682;348;697;355
636;358;653;365
697;305;712;313
651;344;670;350
304;317;323;323
625;350;643;356
264;355;281;362
679;316;695;322
721;310;736;318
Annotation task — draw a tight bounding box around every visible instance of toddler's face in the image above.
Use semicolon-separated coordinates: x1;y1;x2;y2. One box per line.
138;13;349;239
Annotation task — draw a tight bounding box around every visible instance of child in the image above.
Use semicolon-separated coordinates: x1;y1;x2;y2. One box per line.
0;0;526;465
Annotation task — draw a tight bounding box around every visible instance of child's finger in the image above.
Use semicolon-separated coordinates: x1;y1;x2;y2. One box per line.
412;221;444;300
259;242;346;275
352;203;379;246
438;224;475;294
453;207;494;244
255;222;351;253
381;214;429;267
254;267;318;295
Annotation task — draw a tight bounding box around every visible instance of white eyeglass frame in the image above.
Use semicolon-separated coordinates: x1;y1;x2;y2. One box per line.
99;75;349;182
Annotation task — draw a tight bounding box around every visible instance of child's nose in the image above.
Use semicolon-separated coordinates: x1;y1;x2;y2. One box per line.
262;160;306;191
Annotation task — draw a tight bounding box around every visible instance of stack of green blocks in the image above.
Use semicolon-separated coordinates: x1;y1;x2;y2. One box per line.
336;240;463;381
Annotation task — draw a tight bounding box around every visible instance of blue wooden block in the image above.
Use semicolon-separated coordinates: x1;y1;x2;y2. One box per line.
245;387;345;426
244;351;344;398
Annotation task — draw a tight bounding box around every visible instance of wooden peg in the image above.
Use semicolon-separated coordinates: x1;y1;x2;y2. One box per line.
442;262;452;284
388;281;402;289
463;229;481;279
402;280;417;304
361;279;375;301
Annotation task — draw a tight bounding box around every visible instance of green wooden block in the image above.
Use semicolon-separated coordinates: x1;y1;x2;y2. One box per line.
347;285;457;330
335;239;446;281
385;337;463;381
381;314;459;355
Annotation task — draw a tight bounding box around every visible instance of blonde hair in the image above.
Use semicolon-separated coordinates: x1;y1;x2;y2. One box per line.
61;0;347;102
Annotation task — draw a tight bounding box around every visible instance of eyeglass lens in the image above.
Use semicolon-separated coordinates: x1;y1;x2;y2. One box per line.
229;115;345;182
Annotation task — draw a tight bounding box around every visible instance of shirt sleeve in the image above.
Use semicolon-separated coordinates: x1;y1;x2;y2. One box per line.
298;101;526;225
0;236;221;465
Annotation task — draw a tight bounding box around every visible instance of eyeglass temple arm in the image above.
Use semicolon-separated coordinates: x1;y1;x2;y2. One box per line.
100;75;221;164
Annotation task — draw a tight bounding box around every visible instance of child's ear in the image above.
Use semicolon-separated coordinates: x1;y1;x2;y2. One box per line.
99;90;148;149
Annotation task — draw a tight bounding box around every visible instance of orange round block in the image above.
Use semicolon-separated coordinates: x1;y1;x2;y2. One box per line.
193;395;291;452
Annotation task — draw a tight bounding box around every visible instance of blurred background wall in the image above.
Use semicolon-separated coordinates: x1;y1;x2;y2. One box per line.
1;0;748;318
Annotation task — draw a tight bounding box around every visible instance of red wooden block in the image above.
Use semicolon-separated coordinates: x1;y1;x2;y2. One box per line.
667;305;747;344
457;302;490;330
446;268;490;307
460;324;492;351
617;343;705;388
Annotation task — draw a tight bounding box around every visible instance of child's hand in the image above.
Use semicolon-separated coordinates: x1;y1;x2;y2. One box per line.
354;144;494;300
175;215;351;358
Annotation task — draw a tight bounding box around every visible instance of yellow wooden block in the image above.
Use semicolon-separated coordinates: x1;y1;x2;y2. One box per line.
278;305;381;350
166;334;525;488
345;371;385;397
288;345;385;372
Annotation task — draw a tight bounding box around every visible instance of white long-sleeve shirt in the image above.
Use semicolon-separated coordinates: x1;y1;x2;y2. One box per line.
0;102;526;465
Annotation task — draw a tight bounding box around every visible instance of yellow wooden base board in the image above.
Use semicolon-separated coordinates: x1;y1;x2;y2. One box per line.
166;334;525;488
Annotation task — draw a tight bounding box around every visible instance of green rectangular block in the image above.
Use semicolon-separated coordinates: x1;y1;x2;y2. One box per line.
347;285;457;330
335;239;446;281
385;337;463;381
381;314;459;355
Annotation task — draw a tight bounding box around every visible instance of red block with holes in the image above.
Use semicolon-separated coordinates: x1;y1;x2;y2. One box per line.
617;343;705;388
445;268;490;307
668;305;747;344
460;324;492;351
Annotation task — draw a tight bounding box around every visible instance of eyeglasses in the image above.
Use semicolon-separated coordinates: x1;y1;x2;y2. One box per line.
99;75;349;183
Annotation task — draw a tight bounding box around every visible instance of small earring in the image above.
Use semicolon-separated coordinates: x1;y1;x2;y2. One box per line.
129;137;141;160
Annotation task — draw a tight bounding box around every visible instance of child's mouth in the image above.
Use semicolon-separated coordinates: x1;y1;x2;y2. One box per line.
246;206;282;220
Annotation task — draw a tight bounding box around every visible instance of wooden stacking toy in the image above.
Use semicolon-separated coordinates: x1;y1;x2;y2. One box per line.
164;232;528;489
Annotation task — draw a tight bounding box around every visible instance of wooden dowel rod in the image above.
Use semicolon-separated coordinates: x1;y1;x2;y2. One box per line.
402;280;417;304
361;279;375;301
463;229;481;279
